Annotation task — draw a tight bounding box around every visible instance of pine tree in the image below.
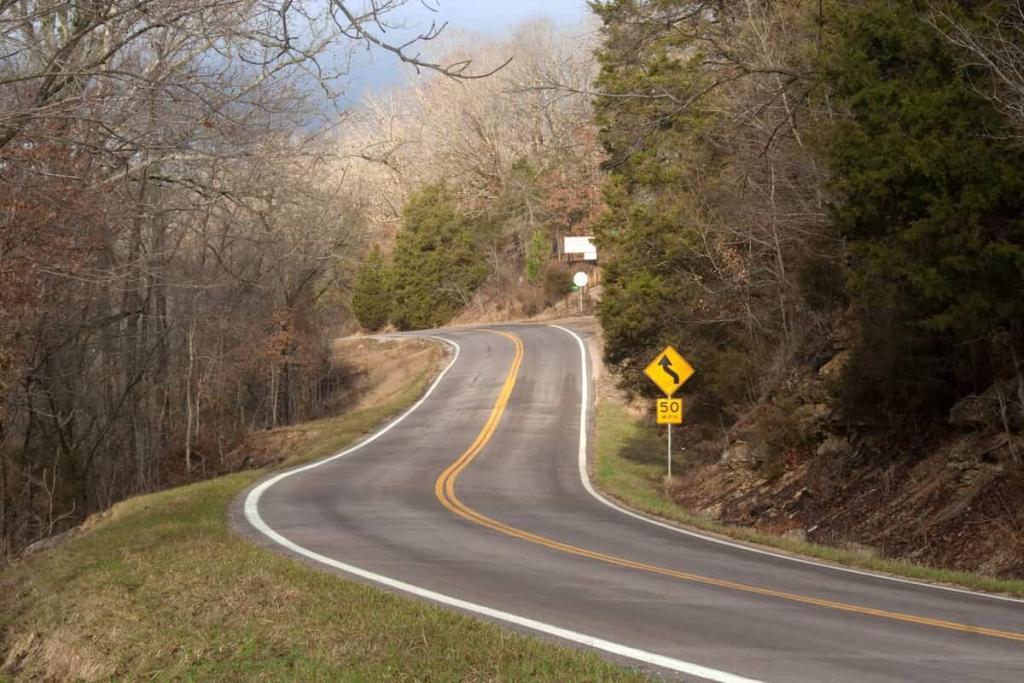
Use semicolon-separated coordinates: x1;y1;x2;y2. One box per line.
590;0;756;404
525;230;550;284
351;247;391;331
822;0;1024;414
389;185;487;330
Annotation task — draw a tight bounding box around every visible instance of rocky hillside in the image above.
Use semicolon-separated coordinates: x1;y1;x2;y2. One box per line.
671;347;1024;580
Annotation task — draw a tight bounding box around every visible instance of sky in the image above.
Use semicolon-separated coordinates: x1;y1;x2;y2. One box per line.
343;0;592;103
405;0;590;34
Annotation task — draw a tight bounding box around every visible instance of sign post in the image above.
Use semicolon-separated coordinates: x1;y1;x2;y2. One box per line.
644;347;694;479
572;271;589;312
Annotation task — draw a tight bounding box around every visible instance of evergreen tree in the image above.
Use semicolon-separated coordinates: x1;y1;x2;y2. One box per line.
590;0;761;406
351;247;391;331
525;230;550;284
389;185;487;330
822;0;1024;414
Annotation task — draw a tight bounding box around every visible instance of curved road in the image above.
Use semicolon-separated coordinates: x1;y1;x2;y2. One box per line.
240;324;1024;682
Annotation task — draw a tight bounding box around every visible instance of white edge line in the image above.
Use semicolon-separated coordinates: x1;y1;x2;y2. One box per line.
243;332;760;683
549;323;1024;605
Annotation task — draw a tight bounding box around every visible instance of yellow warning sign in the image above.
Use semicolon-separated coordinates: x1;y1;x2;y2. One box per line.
643;345;694;397
656;398;683;425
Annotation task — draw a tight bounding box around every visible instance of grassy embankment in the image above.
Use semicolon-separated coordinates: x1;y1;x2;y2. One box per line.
594;391;1024;599
0;340;644;682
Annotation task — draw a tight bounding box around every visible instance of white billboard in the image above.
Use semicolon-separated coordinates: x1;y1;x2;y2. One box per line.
563;236;597;261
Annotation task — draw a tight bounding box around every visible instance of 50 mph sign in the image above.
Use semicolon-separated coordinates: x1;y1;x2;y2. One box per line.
643;345;694;398
656;398;683;425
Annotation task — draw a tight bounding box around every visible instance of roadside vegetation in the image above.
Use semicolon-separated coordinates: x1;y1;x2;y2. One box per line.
594;0;1024;420
0;342;643;682
588;0;1024;580
593;389;1024;599
342;23;603;330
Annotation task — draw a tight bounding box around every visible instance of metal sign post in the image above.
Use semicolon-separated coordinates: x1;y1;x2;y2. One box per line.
668;424;672;478
656;397;683;478
647;349;694;480
573;271;589;313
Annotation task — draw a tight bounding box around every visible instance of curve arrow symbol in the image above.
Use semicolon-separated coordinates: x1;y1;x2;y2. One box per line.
659;355;680;385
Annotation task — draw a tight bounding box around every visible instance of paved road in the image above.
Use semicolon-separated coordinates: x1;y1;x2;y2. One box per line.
241;324;1024;682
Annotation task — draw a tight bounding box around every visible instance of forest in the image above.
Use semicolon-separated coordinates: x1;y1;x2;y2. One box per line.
3;0;1024;566
0;0;519;558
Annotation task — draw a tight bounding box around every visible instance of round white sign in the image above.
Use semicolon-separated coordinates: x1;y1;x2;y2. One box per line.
573;271;589;288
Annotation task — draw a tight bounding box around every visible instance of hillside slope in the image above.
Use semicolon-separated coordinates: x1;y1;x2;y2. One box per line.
587;321;1024;594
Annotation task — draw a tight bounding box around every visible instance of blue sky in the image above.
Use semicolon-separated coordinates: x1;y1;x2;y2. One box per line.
408;0;590;34
343;0;592;102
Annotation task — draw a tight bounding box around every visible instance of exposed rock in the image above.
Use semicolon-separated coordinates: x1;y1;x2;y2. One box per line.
719;440;767;467
667;353;1024;581
702;502;724;519
786;374;831;406
817;350;852;383
22;527;78;557
948;380;1023;431
735;496;770;520
945;458;971;473
831;321;856;348
949;394;1000;430
784;487;813;512
792;403;831;438
816;434;853;458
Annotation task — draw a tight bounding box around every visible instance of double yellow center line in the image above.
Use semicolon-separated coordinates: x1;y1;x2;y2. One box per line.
434;330;1024;644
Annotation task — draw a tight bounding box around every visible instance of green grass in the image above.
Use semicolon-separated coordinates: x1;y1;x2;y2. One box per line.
593;394;1024;599
0;353;646;682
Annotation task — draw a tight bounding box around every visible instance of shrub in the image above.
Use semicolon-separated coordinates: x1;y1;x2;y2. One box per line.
703;348;757;408
542;262;573;304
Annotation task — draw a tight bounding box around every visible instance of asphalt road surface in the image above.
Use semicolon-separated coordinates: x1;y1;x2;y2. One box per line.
240;323;1024;682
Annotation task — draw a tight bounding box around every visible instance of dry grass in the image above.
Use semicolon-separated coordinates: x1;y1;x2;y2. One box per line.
228;337;446;472
332;337;444;410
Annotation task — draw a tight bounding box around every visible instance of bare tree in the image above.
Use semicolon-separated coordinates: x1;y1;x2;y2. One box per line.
929;1;1024;134
335;19;600;252
0;0;510;559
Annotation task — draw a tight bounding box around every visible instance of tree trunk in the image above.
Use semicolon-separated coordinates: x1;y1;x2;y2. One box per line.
185;320;196;474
